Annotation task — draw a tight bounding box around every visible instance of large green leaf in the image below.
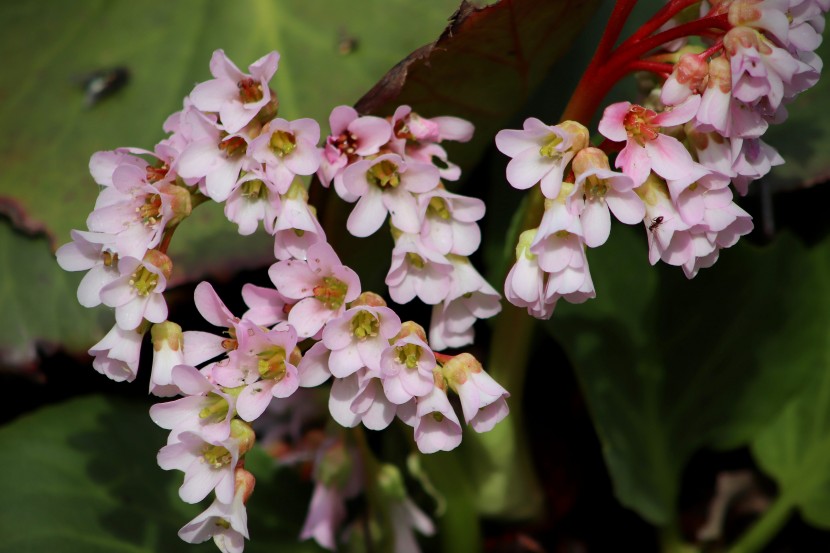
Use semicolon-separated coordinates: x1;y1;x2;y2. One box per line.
0;0;461;361
0;395;323;553
750;241;830;529
545;228;829;525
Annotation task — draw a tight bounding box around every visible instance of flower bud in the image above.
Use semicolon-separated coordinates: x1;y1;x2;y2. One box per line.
349;291;387;308
230;419;257;456
558;120;590;153
706;56;732;94
377;463;407;501
143;249;173;280
394;321;428;343
662;53;709;105
157;183;192;226
234;467;257;504
572;147;610;177
149;321;184;396
441;352;482;391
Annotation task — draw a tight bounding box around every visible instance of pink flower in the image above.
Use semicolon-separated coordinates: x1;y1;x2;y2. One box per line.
571;148;646;247
443;353;509;432
390;497;436;553
386;232;453;305
328;369;398;430
391;105;474;144
412;387;463;453
297;341;333;387
178;491;249;553
56;230;119;308
730;137;784;195
495;119;589;198
504;230;554;319
272;191;327;261
318;105;392;190
189;49;279;133
661;53;709;106
99;251;171;330
241;283;289;327
157;429;242;504
323;306;402;377
601;98;709;189
149;321;185;397
182;282;245;368
176;109;252;201
88;323;145;382
224;169;281;236
697;56;769;138
380;334;436;404
300;482;346;550
268;242;361;338
417;187;485;256
149;364;237;442
429;257;501;351
212;322;300;422
248;118;321;192
341;153;439;237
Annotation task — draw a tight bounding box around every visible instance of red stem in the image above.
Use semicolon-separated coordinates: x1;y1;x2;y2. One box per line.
626;60;675;75
594;0;640;64
622;0;703;49
614;14;730;66
699;41;724;60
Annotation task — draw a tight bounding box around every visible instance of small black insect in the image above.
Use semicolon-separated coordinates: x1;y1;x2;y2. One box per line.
337;28;358;55
76;67;130;108
648;215;664;232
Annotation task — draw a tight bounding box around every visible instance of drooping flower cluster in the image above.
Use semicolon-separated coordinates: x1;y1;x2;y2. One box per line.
57;49;510;553
497;0;827;319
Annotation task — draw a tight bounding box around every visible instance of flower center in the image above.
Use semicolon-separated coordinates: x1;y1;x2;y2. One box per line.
237;77;264;103
427;196;451;220
623;105;659;145
201;444;232;468
199;394;230;424
539;134;564;159
583;176;608;201
350;310;379;339
405;252;425;269
221;327;238;351
366;160;401;189
313;276;348;310
145;164;169;183
395;343;421;370
102;251;118;268
331;131;359;159
257;345;288;380
129;266;159;296
241;179;267;200
270;130;296;157
219;135;247;158
137;194;162;226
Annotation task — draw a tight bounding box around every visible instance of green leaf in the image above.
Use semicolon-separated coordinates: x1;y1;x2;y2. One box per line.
0;221;111;366
750;241;830;529
354;0;601;173
544;227;827;525
0;395;323;553
0;0;461;358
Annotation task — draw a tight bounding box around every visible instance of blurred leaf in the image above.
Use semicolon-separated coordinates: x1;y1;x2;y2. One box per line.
756;37;830;191
544;227;828;525
751;242;830;528
0;0;461;359
0;395;322;553
0;220;111;366
354;0;601;173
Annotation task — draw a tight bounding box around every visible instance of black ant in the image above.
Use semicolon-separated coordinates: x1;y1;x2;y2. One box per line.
648;216;664;232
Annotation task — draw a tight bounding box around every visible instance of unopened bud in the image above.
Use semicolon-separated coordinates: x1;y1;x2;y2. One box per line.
515;229;538;261
230;419;257;456
350;291;387;308
234;467;257;504
149;321;184;396
143;250;173;280
157;183;192;226
572;147;610;177
728;0;762;28
707;56;732;93
394;321;427;343
558;120;590;153
662;53;709;105
442;352;482;391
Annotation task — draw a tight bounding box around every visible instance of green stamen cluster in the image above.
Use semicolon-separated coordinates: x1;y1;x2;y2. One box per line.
201;444;233;469
350;310;380;339
241;179;267;200
366;159;401;188
199;394;230;423
257;346;287;380
406;252;426;269
269;130;296;157
427;196;451;220
129;267;159;296
395;343;421;370
539;134;564;159
313;276;348;310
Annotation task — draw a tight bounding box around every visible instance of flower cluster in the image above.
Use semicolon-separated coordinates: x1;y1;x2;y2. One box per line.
497;0;827;319
57;49;510;553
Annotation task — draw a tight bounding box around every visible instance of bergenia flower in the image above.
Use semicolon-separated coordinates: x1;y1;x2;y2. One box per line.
248;117;321;192
442;353;509;433
412;386;463;454
322;304;402;377
386;232;453;305
99;250;171;331
88;323;145;383
495;119;589;199
56;230;119;308
380;328;436;405
268;242;361;338
598;96;707;189
417;187;485;256
189;49;280;133
318;105;392;190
